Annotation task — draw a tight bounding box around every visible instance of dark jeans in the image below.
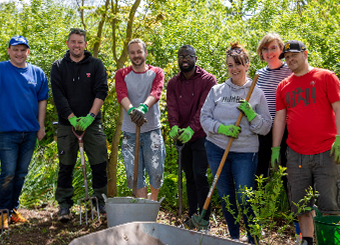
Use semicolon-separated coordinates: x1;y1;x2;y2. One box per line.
179;137;210;220
0;132;36;213
257;127;288;180
205;140;257;243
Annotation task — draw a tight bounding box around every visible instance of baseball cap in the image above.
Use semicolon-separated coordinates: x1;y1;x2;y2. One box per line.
8;36;30;48
279;40;306;59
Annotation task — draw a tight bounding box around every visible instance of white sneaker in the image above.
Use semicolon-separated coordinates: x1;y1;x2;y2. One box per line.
239;236;248;242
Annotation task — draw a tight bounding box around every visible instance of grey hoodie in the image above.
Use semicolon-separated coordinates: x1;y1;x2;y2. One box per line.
200;78;272;152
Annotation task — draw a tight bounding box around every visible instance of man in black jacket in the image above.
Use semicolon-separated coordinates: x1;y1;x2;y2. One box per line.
51;28;108;222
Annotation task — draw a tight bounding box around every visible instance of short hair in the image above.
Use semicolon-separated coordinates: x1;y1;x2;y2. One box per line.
226;41;249;66
178;45;196;56
256;33;284;61
128;38;147;52
68;28;86;42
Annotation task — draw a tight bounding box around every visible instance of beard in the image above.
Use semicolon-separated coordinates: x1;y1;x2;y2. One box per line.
69;49;84;59
179;62;195;73
131;56;145;67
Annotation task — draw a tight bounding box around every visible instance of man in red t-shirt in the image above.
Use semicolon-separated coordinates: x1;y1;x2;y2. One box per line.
271;40;340;245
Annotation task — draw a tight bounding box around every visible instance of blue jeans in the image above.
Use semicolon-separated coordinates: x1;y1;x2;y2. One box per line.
122;129;165;189
0;132;36;212
205;140;258;243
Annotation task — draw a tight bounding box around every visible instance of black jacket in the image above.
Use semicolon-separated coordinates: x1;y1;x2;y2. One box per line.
51;50;108;125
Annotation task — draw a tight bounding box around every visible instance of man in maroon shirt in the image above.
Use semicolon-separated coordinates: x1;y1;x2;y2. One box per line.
167;45;217;227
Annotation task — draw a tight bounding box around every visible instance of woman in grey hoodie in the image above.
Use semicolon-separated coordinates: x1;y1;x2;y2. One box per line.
200;42;271;244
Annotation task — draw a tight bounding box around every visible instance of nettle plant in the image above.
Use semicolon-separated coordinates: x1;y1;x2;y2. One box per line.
223;166;315;245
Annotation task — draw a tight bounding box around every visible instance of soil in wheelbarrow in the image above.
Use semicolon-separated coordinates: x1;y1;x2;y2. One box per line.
0;205;297;245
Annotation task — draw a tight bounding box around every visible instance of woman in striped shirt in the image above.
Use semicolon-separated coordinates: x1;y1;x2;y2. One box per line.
256;33;292;178
255;33;301;240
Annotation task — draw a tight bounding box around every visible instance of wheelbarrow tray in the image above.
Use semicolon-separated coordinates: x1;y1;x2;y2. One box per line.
69;221;246;245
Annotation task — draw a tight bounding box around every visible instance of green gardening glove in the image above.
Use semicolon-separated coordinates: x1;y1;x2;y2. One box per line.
127;106;136;115
271;146;281;171
76;114;95;131
68;116;79;128
178;126;194;143
237;100;257;121
169;125;181;140
330;135;340;164
217;124;241;138
131;103;148;127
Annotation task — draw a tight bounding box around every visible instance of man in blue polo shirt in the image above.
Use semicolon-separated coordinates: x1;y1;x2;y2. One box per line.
0;36;49;229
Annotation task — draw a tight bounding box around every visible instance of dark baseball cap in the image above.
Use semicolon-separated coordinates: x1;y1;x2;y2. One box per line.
279;40;306;59
8;36;30;48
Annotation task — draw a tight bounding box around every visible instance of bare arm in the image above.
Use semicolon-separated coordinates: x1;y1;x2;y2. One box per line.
120;95;156;112
332;101;340;135
37;100;47;141
89;98;104;116
272;109;287;147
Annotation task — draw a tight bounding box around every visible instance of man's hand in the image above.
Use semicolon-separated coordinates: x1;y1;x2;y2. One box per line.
330;135;340;164
131;104;148;127
37;127;45;141
271;146;281;170
237;100;257;121
169;125;182;140
68;116;79;128
178;126;194;143
217;124;241;138
76;114;95;131
127;107;136;115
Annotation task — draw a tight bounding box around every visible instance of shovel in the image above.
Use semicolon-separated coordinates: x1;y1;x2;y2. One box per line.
132;125;141;197
191;74;259;229
72;127;100;225
175;142;185;216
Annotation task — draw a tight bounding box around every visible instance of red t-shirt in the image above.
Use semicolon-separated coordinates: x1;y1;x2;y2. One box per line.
276;68;340;154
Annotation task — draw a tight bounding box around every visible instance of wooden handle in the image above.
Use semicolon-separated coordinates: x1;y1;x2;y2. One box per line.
132;125;141;197
202;74;259;210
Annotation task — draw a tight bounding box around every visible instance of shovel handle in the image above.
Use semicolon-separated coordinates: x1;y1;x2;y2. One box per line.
72;127;89;198
202;74;259;211
176;142;185;216
132;125;141;197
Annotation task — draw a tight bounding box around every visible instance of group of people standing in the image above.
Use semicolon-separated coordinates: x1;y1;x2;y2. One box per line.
0;29;339;245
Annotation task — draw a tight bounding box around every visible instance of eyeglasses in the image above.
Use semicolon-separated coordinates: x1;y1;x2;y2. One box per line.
178;55;195;60
262;45;278;53
70;28;86;33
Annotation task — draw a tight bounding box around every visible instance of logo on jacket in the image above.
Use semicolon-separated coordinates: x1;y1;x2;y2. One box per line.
28;80;37;86
86;73;91;78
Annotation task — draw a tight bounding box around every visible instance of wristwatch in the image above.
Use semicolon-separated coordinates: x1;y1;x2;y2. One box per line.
89;113;96;119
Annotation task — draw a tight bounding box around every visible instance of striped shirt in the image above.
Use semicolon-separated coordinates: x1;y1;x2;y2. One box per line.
256;63;292;120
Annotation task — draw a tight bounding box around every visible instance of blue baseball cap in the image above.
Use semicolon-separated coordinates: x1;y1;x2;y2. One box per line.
8;36;30;48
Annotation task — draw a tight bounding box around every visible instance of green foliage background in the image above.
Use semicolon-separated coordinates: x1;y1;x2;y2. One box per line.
0;0;338;214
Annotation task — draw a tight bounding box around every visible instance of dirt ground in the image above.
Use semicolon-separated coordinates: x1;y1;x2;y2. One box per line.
0;206;297;245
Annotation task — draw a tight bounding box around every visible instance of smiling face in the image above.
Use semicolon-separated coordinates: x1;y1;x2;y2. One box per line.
262;40;282;66
284;51;308;75
67;33;87;61
128;42;147;68
227;56;249;86
7;44;30;68
178;47;197;73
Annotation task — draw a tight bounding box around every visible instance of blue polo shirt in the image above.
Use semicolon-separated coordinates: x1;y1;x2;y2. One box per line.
0;61;49;132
